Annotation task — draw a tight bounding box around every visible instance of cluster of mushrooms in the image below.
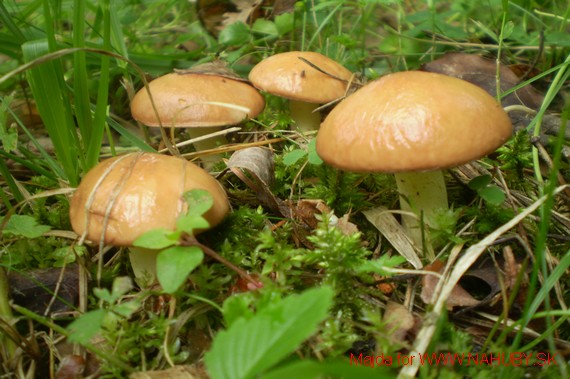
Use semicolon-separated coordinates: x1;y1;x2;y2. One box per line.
69;51;512;288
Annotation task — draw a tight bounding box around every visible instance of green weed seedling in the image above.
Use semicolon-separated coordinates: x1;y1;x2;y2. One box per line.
133;189;213;294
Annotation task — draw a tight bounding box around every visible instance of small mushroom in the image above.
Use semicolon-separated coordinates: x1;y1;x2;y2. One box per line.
316;71;512;251
69;152;230;285
131;69;265;167
249;51;353;133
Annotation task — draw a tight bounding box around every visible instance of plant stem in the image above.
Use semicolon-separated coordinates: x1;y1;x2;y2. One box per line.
186;126;227;169
289;100;321;133
0;267;16;357
394;170;448;258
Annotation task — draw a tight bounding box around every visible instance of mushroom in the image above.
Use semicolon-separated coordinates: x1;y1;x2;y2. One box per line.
316;71;512;251
69;152;230;285
249;51;354;133
131;68;265;167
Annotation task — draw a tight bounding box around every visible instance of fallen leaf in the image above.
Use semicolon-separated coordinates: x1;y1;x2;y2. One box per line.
383;301;415;343
421;52;544;109
420;260;480;310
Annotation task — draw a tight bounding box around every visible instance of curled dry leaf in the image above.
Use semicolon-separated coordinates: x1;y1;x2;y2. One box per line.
421;260;480;310
421;52;544;109
227;147;291;218
383;301;415;343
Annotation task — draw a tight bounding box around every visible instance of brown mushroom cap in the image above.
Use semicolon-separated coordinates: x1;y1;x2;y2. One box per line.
70;153;229;246
130;73;265;127
248;51;353;103
316;71;513;172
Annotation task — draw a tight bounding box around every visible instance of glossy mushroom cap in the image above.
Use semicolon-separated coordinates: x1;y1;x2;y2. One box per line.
70;153;230;246
249;51;353;103
130;72;265;127
316;71;513;172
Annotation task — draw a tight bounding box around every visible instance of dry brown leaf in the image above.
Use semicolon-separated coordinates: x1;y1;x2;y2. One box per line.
383;301;415;342
421;260;480;310
421;52;544;109
336;213;359;236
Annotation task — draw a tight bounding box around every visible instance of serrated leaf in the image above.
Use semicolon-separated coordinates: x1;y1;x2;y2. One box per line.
282;149;307;166
478;185;506;205
67;309;106;344
1;214;51;238
133;228;177;249
219;21;250;45
205;286;333;379
183;189;214;217
157;246;204;294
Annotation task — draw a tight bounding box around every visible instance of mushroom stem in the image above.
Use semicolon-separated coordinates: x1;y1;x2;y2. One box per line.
128;247;160;287
394;171;448;256
289;100;321;133
185;127;228;170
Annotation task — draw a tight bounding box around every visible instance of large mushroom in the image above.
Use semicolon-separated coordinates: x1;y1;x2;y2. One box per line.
131;68;265;167
249;51;354;133
316;71;512;250
69;152;230;285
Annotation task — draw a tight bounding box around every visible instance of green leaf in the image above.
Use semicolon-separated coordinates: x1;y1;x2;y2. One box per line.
307;139;323;165
205;286;334;379
219;22;250;45
282;149;307;166
251;19;278;37
1;215;51;238
183;189;214;217
157;246;204;294
133;228;177;249
262;358;393;379
176;214;210;234
467;175;492;191
355;255;406;275
274;13;294;36
478;185;506;205
67;309;106;344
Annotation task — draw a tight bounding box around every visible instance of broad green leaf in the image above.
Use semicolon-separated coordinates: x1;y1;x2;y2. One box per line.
176;214;210;234
1;215;51;238
467;175;492;191
219;22;250;46
478;186;506;205
205;286;334;379
282;149;306;166
307;139;323;165
67;309;106;344
251;19;278;37
183;189;214;217
274;13;294;36
133;228;177;249
157;246;204;294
